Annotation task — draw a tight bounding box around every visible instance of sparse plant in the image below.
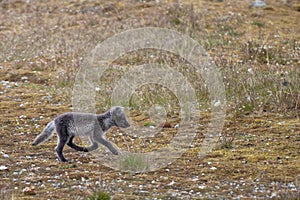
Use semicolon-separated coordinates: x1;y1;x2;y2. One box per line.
143;121;156;127
252;21;265;28
59;164;77;169
219;132;237;149
88;191;111;200
119;153;149;172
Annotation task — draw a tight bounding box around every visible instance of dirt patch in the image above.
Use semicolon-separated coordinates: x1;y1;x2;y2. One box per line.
0;0;299;199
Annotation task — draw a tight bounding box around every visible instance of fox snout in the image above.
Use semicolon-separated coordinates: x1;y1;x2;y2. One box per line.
120;120;130;128
124;122;130;128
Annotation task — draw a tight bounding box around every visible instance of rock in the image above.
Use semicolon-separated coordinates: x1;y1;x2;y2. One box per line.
198;185;206;189
21;76;28;80
191;177;199;181
213;100;221;107
251;0;266;8
167;180;175;186
0;165;8;171
23;187;36;195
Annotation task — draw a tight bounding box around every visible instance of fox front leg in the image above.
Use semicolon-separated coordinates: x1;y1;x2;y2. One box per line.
93;133;118;155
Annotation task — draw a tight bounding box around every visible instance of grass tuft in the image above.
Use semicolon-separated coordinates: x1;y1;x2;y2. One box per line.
119;154;149;172
88;191;111;200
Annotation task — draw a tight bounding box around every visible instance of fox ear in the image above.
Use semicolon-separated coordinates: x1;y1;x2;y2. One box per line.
111;106;123;116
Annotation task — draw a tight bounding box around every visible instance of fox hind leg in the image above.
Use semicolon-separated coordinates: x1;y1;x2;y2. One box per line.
67;136;86;151
55;126;69;162
55;139;68;162
67;136;98;152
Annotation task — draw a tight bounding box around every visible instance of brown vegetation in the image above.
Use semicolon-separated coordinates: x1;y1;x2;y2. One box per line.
0;0;299;199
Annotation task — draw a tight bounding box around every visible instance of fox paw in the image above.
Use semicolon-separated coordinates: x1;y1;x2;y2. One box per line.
111;149;119;155
59;158;68;162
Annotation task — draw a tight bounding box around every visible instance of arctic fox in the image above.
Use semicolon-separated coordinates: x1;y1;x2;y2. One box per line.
32;106;130;162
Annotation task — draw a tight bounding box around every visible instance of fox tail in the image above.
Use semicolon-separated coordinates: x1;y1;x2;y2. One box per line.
32;121;55;146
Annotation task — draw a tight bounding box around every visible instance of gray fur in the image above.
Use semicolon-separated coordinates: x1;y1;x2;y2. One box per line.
32;121;55;146
32;106;130;162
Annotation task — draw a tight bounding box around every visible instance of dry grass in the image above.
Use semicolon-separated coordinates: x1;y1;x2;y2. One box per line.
0;0;299;199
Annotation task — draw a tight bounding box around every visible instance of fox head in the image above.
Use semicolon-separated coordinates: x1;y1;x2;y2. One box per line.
111;106;130;128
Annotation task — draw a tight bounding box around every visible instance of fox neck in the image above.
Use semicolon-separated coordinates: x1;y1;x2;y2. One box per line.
103;118;116;132
98;111;116;132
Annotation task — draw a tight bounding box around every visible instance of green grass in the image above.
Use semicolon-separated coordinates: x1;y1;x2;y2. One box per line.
59;164;77;169
252;21;265;28
89;191;111;200
119;154;149;172
143;121;156;127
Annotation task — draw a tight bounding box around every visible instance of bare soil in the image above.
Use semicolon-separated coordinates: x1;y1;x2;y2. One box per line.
0;0;299;199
